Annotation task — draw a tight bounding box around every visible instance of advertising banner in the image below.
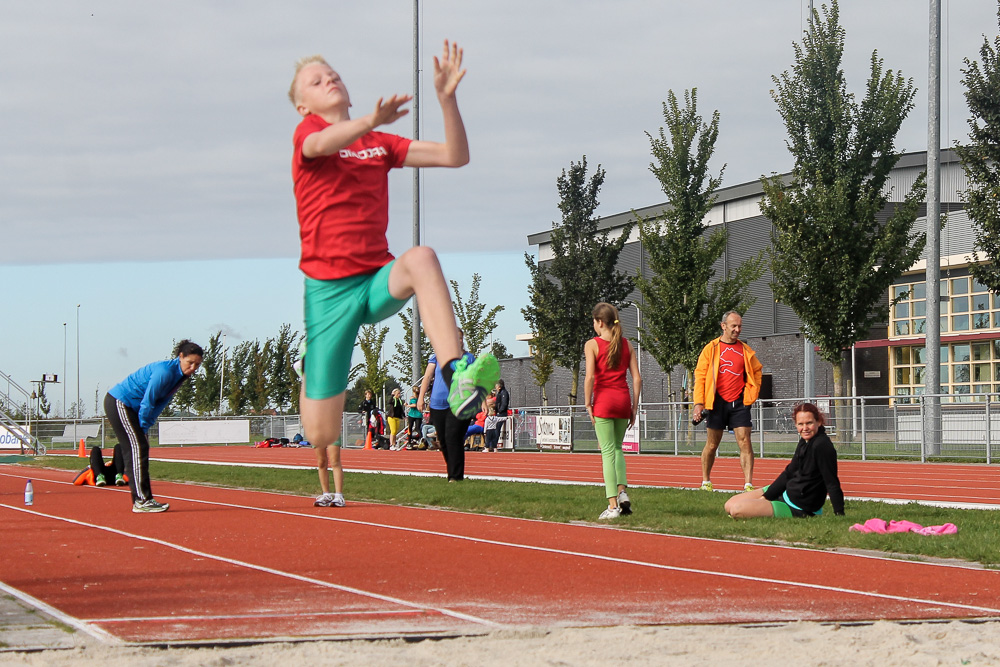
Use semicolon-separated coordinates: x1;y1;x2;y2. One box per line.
159;419;250;445
536;415;571;450
0;423;29;450
622;420;640;453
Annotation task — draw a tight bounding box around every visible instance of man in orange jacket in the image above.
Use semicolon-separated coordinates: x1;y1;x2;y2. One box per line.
692;311;763;492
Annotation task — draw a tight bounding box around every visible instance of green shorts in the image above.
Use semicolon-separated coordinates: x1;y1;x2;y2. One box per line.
762;484;816;518
303;262;407;399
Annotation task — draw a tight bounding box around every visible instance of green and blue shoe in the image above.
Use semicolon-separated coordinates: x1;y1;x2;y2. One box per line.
447;354;500;420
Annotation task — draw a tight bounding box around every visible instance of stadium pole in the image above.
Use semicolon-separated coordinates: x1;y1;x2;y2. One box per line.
411;0;422;384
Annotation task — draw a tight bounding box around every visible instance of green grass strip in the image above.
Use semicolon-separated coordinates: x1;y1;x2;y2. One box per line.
22;456;1000;568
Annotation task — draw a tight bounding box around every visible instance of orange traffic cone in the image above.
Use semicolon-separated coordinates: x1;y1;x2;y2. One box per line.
77;438;86;457
364;431;373;450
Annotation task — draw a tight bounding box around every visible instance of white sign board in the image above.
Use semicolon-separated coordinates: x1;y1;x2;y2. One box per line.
536;415;571;449
623;420;640;453
0;423;28;450
159;420;250;445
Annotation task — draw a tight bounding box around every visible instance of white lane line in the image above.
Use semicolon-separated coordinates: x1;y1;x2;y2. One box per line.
6;472;1000;617
0;503;500;630
89;609;423;623
137;493;1000;617
0;580;122;645
4;470;998;568
146;458;1000;509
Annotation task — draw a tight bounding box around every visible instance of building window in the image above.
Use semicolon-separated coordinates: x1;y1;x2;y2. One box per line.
891;341;1000;402
890;276;997;339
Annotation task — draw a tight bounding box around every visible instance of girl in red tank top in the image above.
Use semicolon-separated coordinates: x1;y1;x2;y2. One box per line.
584;302;643;520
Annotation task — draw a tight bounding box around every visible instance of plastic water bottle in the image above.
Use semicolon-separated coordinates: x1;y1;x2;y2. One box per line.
24;480;34;506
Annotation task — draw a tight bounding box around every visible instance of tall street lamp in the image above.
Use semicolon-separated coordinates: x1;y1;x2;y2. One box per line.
63;322;67;418
75;305;80;441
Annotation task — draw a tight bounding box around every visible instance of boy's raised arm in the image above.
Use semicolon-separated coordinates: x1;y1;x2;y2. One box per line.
302;94;412;158
404;40;469;168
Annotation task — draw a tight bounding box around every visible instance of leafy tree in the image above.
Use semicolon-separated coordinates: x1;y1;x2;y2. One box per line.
529;336;555;406
67;400;86;419
353;324;391;399
635;89;763;397
489;340;513;360
225;341;251;415
759;0;926;398
245;339;273;414
522;157;634;405
193;332;223;415
37;382;52;418
957;7;1000;291
269;324;299;414
392;307;431;383
450;273;504;357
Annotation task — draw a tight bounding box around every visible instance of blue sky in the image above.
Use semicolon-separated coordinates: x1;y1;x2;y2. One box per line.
1;1;995;415
0;252;532;417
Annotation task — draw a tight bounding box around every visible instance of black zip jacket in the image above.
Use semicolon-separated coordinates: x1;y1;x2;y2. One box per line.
763;425;845;515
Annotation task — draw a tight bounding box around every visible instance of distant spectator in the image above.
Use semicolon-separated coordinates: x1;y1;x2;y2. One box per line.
359;388;377;442
406;385;422;445
387;387;406;446
494;378;510;446
483;404;502;452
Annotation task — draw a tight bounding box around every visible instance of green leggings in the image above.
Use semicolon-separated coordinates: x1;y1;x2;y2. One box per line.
594;417;628;499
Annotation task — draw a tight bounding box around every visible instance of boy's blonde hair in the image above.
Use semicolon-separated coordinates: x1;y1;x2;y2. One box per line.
288;55;330;106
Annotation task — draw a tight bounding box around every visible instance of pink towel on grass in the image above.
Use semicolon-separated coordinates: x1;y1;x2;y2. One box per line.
849;518;957;535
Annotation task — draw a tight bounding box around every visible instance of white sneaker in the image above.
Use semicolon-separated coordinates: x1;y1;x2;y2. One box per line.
132;499;169;513
598;506;621;520
331;495;346;508
744;483;755;492
700;481;713;492
313;494;334;507
617;490;632;515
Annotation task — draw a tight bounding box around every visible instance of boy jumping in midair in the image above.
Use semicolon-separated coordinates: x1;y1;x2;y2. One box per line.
288;40;498;507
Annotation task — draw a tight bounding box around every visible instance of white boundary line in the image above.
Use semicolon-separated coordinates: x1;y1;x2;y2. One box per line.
4;469;999;572
6;471;1000;618
0;503;501;632
0;580;122;645
149;457;1000;510
129;492;1000;617
4;469;998;570
89;609;423;623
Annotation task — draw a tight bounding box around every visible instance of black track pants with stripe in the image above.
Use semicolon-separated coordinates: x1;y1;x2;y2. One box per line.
104;393;153;504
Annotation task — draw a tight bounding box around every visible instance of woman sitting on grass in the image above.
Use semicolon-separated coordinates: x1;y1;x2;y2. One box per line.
725;402;844;519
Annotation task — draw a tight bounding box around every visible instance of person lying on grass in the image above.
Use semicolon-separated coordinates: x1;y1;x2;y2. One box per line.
724;402;844;519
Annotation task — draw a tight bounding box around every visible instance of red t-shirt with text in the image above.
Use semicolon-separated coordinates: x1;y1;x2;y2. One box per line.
716;341;746;403
292;114;412;280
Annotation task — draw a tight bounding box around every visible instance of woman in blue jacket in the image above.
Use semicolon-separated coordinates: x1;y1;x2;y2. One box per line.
105;340;203;513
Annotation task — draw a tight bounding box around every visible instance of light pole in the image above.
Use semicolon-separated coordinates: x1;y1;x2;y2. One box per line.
75;305;80;442
219;333;226;415
63;322;67;418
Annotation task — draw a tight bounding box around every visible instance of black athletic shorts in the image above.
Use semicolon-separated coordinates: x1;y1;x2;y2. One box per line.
706;392;752;431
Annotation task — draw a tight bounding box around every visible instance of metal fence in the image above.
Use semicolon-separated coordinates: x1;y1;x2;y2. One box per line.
30;393;1000;463
512;394;1000;463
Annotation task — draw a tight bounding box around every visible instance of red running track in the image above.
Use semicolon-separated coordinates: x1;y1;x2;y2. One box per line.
3;462;1000;645
142;446;1000;508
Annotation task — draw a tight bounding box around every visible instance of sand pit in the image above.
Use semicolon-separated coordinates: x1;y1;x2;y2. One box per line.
4;620;999;666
